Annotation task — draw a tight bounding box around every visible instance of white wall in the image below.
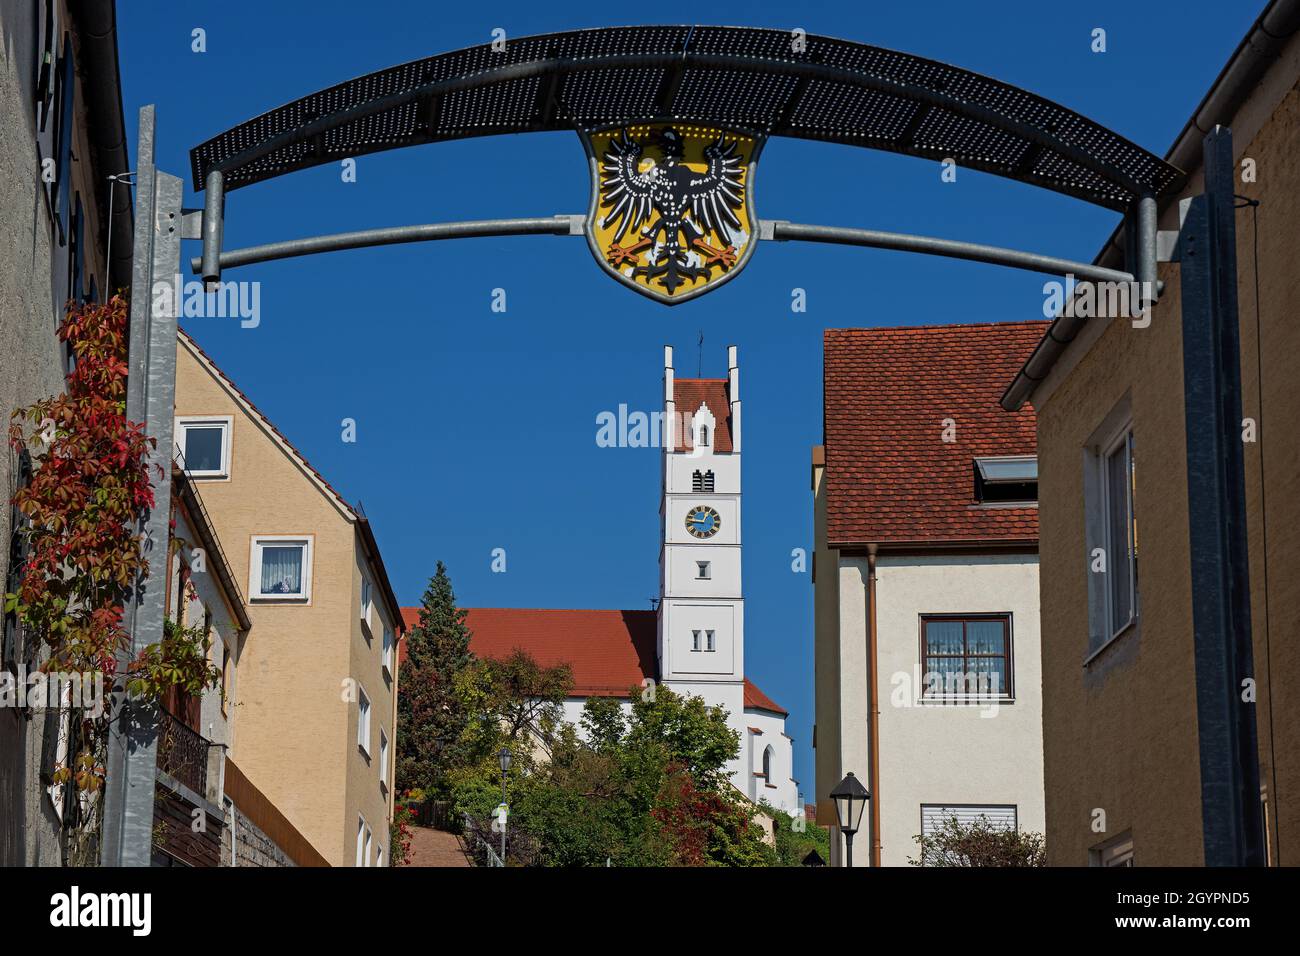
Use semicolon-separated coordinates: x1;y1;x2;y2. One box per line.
744;708;799;815
170;509;244;761
869;552;1044;866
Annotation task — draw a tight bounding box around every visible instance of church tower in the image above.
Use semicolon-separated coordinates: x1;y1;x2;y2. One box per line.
657;346;746;736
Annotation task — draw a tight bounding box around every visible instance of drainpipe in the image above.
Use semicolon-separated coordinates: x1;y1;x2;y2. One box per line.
867;546;882;867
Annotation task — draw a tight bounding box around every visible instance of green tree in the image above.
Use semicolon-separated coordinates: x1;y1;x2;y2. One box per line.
769;803;831;867
395;562;473;798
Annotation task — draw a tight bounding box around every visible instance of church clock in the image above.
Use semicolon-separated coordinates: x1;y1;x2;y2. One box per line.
685;505;721;539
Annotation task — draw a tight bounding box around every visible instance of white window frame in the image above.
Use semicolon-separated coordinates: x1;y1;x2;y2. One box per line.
696;561;711;580
379;727;390;792
705;629;715;652
175;415;233;479
356;816;368;867
361;576;373;623
1101;428;1137;640
382;624;394;678
1083;398;1139;662
248;534;313;602
691;629;701;652
357;684;372;757
1091;831;1134;867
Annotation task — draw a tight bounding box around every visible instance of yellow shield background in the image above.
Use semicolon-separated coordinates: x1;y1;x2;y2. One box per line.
583;123;761;305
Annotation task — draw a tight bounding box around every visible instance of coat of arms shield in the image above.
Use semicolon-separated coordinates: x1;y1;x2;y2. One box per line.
580;123;763;305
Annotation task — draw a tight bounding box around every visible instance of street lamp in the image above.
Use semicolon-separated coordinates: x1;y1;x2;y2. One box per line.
830;772;870;868
498;746;512;864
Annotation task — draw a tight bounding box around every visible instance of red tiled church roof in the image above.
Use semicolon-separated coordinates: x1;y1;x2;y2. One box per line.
672;378;733;452
398;605;784;713
823;322;1046;547
743;679;788;717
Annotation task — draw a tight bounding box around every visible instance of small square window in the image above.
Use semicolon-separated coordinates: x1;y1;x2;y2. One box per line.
250;537;311;601
696;561;711;580
921;615;1013;699
176;416;232;478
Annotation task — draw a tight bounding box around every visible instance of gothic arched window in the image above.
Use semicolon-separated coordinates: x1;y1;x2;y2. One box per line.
762;746;773;783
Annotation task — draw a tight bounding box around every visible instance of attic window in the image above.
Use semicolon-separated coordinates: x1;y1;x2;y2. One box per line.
974;456;1038;504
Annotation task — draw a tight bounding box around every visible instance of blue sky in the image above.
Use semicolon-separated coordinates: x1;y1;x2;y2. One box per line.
117;0;1261;803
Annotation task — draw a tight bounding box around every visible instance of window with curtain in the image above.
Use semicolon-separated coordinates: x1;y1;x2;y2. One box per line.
252;538;309;600
921;615;1013;699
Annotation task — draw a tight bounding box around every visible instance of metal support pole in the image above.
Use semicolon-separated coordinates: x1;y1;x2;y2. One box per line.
1178;125;1265;867
500;771;507;864
201;169;224;290
101;106;183;867
1136;192;1158;315
768;220;1140;286
189;215;579;274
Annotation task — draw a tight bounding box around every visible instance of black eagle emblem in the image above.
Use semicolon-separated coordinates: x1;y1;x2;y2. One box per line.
598;127;746;294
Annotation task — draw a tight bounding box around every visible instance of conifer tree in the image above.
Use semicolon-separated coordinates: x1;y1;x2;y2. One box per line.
395;561;473;797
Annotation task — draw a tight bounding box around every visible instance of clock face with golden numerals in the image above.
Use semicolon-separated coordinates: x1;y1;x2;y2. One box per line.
685;505;721;539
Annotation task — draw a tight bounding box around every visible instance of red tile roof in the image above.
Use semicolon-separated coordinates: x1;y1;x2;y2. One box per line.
823;322;1046;547
743;678;788;717
399;607;657;697
672;378;733;452
398;605;785;714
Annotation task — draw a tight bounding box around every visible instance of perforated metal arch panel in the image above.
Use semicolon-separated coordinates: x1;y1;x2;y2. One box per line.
190;25;1182;210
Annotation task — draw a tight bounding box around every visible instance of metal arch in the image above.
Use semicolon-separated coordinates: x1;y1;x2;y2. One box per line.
189;25;1183;212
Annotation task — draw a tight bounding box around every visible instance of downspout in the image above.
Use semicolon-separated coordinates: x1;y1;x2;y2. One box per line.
867;546;882;867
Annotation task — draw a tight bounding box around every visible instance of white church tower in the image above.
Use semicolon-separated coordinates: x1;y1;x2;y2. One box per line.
658;346;794;807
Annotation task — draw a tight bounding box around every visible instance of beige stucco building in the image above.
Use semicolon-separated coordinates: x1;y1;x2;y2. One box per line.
173;330;403;866
1003;0;1300;866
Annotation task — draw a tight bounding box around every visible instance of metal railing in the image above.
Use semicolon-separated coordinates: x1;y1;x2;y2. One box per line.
156;709;210;795
462;812;503;868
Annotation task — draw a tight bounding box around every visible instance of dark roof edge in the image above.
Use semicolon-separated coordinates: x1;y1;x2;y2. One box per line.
68;0;133;292
1001;0;1300;412
356;516;405;637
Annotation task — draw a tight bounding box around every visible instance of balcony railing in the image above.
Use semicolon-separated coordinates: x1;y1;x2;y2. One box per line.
157;709;210;796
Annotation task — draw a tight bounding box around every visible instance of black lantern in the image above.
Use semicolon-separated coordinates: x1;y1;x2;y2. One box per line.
830;772;870;867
